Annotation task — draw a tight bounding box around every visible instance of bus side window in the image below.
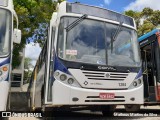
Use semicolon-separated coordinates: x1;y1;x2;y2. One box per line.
47;27;56;102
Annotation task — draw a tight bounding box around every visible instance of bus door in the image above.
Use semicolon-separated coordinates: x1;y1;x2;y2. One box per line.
154;32;160;101
141;50;149;100
141;39;158;102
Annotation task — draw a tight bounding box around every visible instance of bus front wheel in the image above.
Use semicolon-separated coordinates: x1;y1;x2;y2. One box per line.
124;104;140;112
102;105;116;116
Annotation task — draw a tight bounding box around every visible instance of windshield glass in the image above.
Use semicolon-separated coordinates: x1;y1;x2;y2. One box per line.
58;17;141;67
0;8;12;56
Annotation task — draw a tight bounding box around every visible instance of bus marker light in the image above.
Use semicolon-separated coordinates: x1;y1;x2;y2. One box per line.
2;66;8;71
99;93;115;99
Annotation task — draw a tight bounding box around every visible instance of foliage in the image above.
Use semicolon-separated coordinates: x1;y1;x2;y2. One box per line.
12;0;64;68
125;7;160;36
24;57;33;69
24;57;33;84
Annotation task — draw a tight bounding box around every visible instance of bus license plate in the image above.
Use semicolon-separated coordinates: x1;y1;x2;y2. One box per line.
99;93;115;99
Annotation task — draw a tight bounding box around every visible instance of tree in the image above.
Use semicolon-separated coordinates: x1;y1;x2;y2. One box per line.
124;10;141;30
12;0;64;68
138;20;155;36
124;7;160;36
24;57;33;69
24;57;33;84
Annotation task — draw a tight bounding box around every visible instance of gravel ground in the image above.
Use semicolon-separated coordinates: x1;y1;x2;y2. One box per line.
7;106;160;120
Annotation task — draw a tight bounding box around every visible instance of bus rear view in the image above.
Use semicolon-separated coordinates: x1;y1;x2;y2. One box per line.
28;1;143;115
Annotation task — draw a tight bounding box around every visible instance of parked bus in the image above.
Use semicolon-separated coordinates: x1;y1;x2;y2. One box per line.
138;28;160;105
0;0;21;111
28;1;143;115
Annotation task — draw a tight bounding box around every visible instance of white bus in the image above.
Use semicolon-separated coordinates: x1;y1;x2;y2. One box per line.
28;1;143;115
0;0;21;111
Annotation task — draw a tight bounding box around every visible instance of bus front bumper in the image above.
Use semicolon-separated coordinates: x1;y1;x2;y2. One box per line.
51;80;143;105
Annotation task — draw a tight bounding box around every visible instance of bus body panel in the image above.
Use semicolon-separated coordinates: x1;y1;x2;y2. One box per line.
0;56;11;110
0;81;9;111
52;80;143;105
69;69;137;89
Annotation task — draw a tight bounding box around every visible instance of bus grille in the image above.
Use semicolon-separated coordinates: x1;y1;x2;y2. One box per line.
85;96;125;102
82;70;128;81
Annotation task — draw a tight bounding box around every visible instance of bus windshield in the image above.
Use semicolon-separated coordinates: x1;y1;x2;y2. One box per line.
0;8;11;56
58;17;141;67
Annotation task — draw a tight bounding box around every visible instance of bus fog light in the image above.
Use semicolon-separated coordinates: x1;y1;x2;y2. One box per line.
60;74;67;81
138;79;141;84
68;78;74;84
72;97;79;102
130;97;135;101
133;81;137;86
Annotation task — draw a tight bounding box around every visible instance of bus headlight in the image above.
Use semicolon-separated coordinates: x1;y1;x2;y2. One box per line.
54;71;60;76
68;78;74;85
128;77;143;89
54;70;81;87
133;81;137;87
60;74;67;81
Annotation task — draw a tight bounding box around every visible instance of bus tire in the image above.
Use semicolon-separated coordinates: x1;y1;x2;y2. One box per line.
102;105;116;116
124;104;140;112
28;97;31;111
6;94;10;111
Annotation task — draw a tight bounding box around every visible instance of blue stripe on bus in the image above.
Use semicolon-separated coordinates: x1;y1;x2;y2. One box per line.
118;28;160;53
118;43;131;53
0;57;10;66
138;29;159;42
135;69;142;79
4;75;9;81
54;56;71;75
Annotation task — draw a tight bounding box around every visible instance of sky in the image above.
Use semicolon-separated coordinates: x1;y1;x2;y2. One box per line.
67;0;160;12
25;0;160;66
68;0;135;13
25;43;41;66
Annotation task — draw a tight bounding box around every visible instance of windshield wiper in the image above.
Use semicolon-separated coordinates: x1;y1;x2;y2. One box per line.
111;22;123;53
65;14;88;32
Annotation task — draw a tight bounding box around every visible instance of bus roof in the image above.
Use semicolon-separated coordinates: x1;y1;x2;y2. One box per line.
56;1;135;27
138;28;160;42
66;2;134;27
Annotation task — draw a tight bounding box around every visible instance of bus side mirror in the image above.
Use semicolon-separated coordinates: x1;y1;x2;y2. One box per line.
13;29;21;44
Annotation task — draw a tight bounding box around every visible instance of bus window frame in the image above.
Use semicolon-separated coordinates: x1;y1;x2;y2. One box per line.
47;27;56;102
